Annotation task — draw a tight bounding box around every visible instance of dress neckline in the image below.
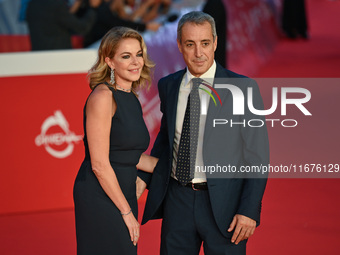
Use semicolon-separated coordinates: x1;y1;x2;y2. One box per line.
103;81;132;94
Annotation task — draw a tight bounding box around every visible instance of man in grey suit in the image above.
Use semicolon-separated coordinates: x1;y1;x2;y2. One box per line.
137;11;269;255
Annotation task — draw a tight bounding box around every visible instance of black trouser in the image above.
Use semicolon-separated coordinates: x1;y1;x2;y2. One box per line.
282;0;308;38
160;178;247;255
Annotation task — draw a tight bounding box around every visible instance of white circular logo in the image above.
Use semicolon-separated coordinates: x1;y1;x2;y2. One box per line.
35;110;83;158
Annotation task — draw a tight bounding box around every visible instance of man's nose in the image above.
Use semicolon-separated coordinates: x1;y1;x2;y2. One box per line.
194;45;203;57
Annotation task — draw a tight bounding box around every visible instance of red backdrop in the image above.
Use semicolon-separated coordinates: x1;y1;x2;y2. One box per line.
0;0;281;215
0;74;89;213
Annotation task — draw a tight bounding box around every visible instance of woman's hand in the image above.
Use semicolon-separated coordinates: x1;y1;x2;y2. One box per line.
122;211;140;246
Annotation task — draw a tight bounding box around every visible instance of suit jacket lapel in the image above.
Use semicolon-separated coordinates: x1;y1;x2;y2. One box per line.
166;69;186;149
204;63;231;143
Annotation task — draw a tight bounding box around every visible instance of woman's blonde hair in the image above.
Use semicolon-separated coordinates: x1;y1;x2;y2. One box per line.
88;26;154;92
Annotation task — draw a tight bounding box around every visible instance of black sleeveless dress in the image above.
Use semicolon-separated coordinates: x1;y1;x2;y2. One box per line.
73;83;150;255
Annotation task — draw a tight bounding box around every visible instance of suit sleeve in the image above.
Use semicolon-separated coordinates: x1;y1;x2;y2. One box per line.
138;78;169;186
237;79;270;225
150;79;169;158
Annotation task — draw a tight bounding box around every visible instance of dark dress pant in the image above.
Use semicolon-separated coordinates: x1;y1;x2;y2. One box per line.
282;0;308;38
160;178;247;255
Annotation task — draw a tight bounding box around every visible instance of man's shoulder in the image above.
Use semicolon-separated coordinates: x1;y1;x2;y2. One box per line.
224;69;248;79
157;69;186;92
159;69;186;84
215;62;248;79
216;64;257;89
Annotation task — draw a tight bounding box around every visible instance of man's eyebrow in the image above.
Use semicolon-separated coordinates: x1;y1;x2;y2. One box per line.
184;39;211;43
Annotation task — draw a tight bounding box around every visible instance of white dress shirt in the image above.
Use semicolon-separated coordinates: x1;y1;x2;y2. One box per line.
172;61;216;183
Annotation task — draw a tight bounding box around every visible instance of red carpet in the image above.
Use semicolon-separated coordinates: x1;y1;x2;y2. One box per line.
250;0;340;254
1;0;340;254
256;0;340;78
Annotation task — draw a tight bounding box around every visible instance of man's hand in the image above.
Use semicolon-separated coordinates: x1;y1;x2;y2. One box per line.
136;176;147;200
228;214;256;245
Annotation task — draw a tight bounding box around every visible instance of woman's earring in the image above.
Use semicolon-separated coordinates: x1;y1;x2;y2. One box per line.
110;68;115;84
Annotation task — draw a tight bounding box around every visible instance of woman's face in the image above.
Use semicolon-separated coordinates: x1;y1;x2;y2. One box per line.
106;38;144;87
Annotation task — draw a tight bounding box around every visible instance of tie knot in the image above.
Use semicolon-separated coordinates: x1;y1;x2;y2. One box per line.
191;78;202;90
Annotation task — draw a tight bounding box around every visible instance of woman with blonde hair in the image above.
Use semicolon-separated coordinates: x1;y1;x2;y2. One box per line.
73;26;157;255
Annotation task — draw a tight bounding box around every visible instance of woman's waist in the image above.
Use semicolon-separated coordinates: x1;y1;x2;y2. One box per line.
108;149;144;166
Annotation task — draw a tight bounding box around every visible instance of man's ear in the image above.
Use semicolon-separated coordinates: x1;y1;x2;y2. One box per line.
213;35;218;52
177;39;183;54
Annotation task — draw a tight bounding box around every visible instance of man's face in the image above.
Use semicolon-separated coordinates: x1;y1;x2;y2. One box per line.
177;21;217;77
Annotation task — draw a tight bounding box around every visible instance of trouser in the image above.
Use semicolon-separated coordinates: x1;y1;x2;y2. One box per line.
160;178;247;255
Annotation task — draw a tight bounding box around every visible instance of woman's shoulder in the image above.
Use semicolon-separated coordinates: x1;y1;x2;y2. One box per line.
91;82;111;91
88;83;114;106
86;83;117;116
